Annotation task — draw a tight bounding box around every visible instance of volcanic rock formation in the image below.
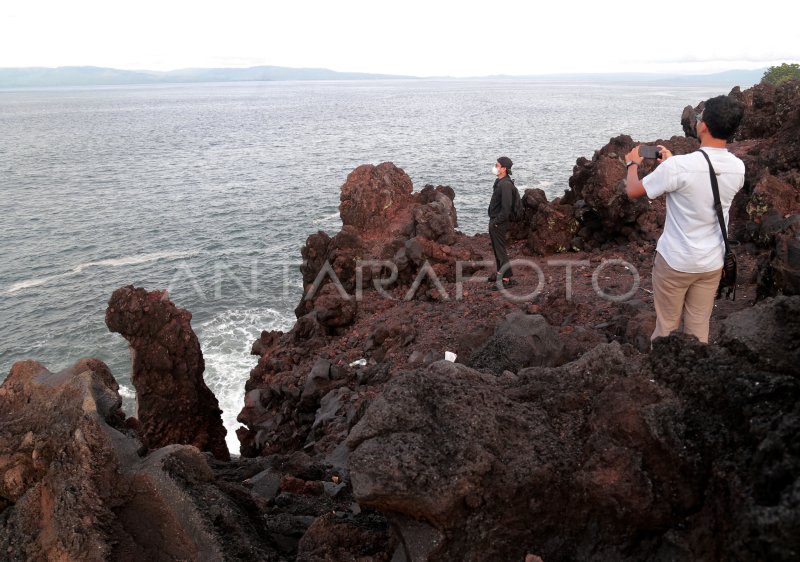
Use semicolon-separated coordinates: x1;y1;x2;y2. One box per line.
3;79;800;562
0;358;391;561
346;297;800;561
106;285;230;461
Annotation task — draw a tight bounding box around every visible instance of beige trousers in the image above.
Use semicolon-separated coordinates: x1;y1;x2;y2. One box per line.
651;252;722;344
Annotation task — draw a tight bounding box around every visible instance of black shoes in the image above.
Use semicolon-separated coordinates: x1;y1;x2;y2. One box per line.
490;278;515;290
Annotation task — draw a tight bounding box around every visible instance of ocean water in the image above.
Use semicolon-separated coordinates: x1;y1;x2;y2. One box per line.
0;79;730;452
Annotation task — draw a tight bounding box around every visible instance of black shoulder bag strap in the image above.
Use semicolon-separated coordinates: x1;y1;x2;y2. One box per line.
698;149;730;254
698;149;736;299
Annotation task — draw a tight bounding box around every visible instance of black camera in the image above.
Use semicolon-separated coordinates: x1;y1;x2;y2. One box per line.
639;145;661;159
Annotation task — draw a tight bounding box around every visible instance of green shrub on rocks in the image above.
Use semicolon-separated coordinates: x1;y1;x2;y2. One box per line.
761;63;800;86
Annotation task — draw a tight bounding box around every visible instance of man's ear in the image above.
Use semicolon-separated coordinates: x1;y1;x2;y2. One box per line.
696;120;707;137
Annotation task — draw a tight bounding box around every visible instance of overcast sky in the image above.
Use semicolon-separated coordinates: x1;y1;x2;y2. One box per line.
2;0;799;76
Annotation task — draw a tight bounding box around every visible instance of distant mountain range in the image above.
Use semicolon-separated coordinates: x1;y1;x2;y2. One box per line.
0;66;414;87
0;65;767;88
487;69;767;85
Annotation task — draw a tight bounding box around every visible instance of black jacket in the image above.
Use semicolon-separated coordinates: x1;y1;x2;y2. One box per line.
488;176;515;226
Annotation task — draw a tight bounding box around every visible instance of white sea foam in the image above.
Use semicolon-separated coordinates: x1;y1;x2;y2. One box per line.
312;211;341;226
196;307;295;454
78;250;196;270
118;384;136;400
4;276;55;293
3;250;197;295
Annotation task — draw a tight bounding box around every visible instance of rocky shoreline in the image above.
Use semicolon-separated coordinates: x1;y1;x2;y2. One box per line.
1;81;799;561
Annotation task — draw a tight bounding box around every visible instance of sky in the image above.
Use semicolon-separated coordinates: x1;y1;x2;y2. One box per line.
2;0;799;77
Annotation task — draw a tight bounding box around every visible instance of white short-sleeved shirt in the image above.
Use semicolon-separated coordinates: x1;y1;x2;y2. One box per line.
642;147;745;273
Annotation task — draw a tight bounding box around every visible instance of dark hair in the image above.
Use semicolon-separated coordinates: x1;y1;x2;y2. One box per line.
497;156;513;175
702;95;745;141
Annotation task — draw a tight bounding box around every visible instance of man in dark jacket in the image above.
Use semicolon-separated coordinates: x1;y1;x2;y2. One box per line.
487;156;516;287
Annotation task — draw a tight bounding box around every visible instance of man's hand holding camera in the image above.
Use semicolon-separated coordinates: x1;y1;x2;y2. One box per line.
624;144;672;199
624;144;672;166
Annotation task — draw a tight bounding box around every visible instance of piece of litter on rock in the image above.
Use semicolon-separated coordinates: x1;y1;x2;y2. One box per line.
444;351;457;362
642;288;653;294
349;358;367;367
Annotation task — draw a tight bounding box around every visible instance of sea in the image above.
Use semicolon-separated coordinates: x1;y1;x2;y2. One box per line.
0;79;737;452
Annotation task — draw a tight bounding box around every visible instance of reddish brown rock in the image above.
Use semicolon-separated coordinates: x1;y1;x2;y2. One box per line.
411;185;458;245
744;174;800;245
687;82;800;193
237;353;355;458
0;360;283;561
525;199;580;255
731;81;800;142
677;84;799;246
509;187;550;241
105;285;230;461
299;168;470;314
313;284;359;332
346;345;692;560
234;81;799;558
296;512;392;562
339;162;414;240
347;307;800;561
296;227;365;318
561;135;699;249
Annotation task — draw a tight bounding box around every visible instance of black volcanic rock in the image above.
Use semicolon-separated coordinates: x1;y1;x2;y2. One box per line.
718;295;800;372
468;311;565;372
648;329;800;562
346;296;800;560
755;216;800;298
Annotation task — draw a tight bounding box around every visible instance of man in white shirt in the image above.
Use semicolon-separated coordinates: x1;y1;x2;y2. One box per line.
624;95;745;343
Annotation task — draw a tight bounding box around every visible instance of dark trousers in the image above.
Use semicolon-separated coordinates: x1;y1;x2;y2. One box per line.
489;220;513;277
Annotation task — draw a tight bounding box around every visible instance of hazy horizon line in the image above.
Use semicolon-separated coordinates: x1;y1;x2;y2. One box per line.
0;63;773;79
